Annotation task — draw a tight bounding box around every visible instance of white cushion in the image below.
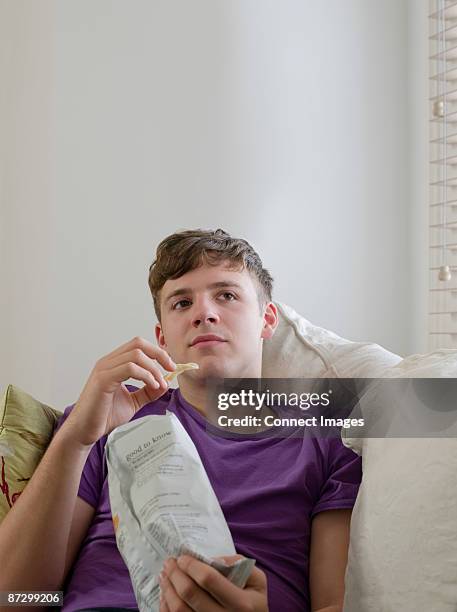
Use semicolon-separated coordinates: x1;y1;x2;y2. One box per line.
262;302;402;378
343;350;457;612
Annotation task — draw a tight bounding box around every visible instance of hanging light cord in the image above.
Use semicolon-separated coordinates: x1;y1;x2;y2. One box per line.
437;0;452;281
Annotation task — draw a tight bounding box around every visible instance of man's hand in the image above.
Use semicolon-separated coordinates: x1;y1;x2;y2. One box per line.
62;336;176;447
159;554;268;612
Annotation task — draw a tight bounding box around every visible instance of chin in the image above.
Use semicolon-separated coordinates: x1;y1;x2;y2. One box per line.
193;358;233;381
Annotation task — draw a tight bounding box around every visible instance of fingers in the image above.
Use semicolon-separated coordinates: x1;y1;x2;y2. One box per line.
214;554;244;564
161;556;269;612
99;362;164;392
100;336;176;372
104;349;169;389
159;597;170;612
95;338;177;398
243;566;267;592
160;558;223;612
127;383;168;412
215;556;267;592
159;570;193;612
171;556;245;609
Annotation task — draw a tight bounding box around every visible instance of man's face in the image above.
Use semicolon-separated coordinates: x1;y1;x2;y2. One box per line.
155;261;277;380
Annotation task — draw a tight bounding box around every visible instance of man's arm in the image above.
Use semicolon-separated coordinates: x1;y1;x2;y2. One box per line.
309;508;352;612
0;337;174;596
0;427;95;595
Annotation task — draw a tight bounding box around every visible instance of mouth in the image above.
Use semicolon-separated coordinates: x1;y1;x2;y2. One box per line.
190;335;227;348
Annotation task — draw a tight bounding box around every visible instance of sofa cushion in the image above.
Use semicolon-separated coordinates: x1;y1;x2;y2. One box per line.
0;384;62;524
262;302;402;378
343;350;457;612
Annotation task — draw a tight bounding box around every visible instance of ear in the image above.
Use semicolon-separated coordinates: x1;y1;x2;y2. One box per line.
261;302;279;340
155;323;167;349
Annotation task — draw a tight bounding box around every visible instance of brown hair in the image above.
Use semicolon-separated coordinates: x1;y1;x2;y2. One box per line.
148;228;273;321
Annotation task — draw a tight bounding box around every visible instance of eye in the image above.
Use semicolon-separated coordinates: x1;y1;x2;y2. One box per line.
172;299;192;310
219;291;236;301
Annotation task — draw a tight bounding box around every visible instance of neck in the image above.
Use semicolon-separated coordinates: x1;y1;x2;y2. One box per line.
177;357;264;417
177;376;209;416
178;373;278;434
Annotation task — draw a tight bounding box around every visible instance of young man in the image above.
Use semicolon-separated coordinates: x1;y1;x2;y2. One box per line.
0;229;361;612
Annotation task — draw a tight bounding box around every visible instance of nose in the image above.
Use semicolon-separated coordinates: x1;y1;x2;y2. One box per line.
191;297;220;328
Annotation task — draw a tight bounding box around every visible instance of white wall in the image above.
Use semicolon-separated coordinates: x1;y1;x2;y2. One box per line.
1;0;423;410
0;0;57;399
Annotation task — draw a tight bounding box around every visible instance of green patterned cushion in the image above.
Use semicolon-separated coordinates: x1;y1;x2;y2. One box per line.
0;385;62;524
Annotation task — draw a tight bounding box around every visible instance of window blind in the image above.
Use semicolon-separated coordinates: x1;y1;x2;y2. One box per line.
429;0;457;348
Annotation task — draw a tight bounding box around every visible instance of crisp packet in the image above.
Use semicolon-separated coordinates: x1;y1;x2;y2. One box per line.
106;412;255;611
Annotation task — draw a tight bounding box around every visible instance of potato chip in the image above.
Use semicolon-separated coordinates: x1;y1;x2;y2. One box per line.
164;362;199;382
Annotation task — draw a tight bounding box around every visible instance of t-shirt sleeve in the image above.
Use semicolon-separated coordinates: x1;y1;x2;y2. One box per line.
53;404;104;510
311;437;362;517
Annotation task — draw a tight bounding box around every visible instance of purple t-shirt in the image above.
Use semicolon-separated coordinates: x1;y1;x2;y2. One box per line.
54;387;361;612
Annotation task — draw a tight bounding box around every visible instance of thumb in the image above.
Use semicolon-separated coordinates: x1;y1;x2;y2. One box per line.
124;382;168;412
214;555;265;591
214;554;246;566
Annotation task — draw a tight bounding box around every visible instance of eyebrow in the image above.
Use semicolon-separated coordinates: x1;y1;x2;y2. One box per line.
164;281;244;304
